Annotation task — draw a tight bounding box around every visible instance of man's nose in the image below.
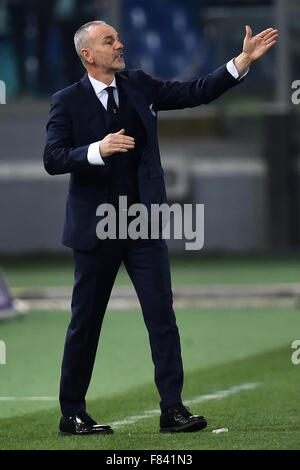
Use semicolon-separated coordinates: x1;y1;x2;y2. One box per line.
115;40;123;49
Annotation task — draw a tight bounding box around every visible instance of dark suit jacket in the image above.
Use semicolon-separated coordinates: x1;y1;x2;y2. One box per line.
43;66;241;250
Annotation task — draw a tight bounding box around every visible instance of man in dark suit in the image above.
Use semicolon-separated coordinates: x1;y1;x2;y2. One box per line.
44;21;278;436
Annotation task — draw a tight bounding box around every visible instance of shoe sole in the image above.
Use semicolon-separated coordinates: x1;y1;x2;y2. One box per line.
160;418;207;433
58;429;114;437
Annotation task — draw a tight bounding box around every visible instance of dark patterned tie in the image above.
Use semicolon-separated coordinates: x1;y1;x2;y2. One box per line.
105;86;118;128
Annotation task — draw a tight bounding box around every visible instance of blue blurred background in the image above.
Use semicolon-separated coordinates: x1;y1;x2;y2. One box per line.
0;0;300;255
0;0;277;97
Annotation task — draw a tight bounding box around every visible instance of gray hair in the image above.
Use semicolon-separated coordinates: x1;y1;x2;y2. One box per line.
74;20;106;65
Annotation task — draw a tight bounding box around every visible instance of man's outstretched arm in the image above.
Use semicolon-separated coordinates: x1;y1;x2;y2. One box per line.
148;25;278;111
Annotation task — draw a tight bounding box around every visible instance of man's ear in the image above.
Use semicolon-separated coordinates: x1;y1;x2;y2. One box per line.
81;48;93;64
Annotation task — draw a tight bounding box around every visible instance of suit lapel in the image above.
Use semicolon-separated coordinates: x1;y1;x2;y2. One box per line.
116;73;153;134
79;73;106;140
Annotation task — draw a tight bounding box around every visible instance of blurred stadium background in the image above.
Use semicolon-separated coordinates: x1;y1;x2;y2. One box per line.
0;0;300;450
1;0;300;255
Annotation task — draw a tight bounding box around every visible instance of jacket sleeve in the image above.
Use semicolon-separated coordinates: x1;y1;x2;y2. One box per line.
43;92;91;175
143;64;242;111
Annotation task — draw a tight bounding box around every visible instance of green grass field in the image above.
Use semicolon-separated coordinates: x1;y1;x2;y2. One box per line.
0;255;299;450
2;253;300;288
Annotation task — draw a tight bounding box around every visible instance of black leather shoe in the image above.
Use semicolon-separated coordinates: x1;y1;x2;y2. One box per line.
58;412;113;436
160;403;207;433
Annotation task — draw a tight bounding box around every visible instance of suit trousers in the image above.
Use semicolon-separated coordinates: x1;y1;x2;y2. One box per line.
59;230;184;416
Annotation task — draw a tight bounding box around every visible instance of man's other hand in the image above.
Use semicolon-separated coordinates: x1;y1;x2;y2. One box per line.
99;129;135;157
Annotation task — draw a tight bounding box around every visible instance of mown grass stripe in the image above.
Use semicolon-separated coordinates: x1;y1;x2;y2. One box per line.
0;396;58;401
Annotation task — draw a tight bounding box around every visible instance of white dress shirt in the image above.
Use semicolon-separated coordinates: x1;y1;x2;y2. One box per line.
87;75;118;165
87;59;248;166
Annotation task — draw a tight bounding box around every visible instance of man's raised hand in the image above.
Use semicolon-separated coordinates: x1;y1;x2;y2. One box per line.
99;129;135;157
243;25;278;62
234;25;278;77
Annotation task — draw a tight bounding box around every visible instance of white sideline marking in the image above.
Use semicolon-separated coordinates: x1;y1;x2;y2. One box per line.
185;382;260;405
0;382;261;425
109;382;261;428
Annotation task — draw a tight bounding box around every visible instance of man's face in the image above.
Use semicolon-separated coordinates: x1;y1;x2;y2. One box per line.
83;23;125;72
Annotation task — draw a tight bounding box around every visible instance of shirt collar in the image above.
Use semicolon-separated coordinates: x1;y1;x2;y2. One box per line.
88;74;117;96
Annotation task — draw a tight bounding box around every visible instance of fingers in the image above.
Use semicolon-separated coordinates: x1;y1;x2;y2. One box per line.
113;135;134;142
257;27;279;48
108;132;135;145
245;25;252;39
262;30;278;44
265;37;277;46
102;144;133;155
101;131;135;157
258;27;276;39
264;40;277;51
263;29;278;39
113;142;135;150
113;130;135;144
246;25;279;42
258;27;274;38
110;147;130;153
113;137;135;147
104;133;135;155
109;144;135;153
